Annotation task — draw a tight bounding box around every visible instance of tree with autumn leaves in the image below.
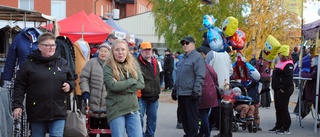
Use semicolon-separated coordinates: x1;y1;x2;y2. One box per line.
150;0;302;60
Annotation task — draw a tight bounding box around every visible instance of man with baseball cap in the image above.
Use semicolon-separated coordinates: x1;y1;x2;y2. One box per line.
105;34;118;45
137;42;161;137
174;36;206;137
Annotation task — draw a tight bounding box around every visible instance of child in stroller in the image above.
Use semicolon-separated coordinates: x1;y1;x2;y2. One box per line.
231;84;258;133
233;87;255;122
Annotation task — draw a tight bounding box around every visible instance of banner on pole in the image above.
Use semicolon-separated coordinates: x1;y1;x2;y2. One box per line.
282;0;303;17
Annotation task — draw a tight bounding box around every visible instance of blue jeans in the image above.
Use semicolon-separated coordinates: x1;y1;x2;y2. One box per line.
199;108;211;137
139;98;159;137
109;111;143;137
30;119;65;137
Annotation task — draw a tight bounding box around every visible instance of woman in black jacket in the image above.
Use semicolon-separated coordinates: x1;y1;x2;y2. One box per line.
269;45;294;135
12;32;75;137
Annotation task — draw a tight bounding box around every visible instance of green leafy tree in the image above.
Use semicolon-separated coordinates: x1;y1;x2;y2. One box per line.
151;0;302;59
150;0;246;53
242;0;301;60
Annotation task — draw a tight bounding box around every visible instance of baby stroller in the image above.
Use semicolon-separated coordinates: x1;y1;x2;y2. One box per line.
230;81;258;133
85;99;112;137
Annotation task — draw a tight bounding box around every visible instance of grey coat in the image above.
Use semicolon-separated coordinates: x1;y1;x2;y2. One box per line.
175;50;206;96
80;58;108;118
0;87;13;137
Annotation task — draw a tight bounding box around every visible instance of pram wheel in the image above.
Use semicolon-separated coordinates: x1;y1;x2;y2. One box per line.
232;122;239;132
247;122;253;133
242;125;246;130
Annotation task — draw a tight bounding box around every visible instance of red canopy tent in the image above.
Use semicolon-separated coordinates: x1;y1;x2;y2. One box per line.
88;13;113;33
50;10;112;43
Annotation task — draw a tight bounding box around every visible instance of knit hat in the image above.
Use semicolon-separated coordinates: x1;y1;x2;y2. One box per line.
278;45;290;56
99;42;111;50
233;87;241;94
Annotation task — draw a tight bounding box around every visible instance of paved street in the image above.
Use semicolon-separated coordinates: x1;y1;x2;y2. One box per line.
155;89;320;137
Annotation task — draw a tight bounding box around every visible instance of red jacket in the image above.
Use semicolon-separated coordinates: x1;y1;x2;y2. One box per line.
199;64;219;109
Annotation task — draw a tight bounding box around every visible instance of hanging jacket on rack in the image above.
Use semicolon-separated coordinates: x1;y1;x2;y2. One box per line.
2;27;42;81
55;36;76;79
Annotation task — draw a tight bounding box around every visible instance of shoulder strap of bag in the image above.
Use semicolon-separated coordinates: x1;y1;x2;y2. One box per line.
71;90;79;112
206;67;218;86
206;67;222;99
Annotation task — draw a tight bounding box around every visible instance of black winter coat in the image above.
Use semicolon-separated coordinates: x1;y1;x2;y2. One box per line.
271;60;294;91
164;54;174;72
13;50;75;122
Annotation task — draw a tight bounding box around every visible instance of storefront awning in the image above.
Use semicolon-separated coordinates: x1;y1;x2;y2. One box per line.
0;5;56;22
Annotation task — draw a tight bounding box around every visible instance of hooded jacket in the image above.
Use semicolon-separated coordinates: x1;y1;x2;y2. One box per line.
80;58;107;118
12;50;75;122
3;27;42;80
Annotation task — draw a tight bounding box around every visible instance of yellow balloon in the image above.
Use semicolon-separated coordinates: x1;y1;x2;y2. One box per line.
262;35;281;62
222;16;238;37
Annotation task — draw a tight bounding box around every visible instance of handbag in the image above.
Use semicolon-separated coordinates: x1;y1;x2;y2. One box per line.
64;94;88;137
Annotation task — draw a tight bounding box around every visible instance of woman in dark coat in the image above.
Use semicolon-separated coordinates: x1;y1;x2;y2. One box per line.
12;32;75;137
269;45;294;135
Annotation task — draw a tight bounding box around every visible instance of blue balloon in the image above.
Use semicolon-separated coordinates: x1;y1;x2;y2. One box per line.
203;15;217;29
207;27;223;52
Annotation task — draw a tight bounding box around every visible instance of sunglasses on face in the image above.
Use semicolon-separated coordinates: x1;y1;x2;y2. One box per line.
181;42;189;46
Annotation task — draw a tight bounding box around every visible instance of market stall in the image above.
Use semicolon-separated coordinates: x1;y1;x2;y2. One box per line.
0;5;57;137
302;19;320;133
105;18;128;39
46;10;111;44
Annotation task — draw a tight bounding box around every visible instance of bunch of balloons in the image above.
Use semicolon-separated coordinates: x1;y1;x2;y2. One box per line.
202;15;259;84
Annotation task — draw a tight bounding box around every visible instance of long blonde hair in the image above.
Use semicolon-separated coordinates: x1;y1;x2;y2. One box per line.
106;39;140;80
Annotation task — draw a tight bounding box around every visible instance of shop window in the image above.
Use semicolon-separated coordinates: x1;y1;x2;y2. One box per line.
116;0;134;4
101;5;104;17
19;0;34;11
51;0;66;21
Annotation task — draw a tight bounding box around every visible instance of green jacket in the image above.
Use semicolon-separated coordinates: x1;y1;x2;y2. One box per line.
103;64;145;123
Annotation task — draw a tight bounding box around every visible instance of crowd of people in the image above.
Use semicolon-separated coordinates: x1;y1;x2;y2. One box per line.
1;29;319;137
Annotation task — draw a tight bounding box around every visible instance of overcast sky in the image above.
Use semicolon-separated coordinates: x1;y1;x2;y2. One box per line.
304;1;320;24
